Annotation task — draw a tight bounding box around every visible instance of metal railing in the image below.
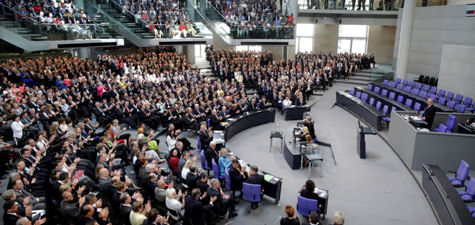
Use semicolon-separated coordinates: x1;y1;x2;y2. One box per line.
0;2;109;40
102;0;205;38
197;0;295;39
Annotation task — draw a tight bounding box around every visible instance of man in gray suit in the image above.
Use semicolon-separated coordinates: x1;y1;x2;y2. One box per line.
12;180;46;210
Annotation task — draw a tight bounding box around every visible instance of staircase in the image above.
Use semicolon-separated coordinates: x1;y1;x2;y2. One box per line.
334;68;388;86
98;4;154;39
0;15;48;41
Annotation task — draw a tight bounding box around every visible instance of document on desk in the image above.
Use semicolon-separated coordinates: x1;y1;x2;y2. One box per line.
264;174;274;182
417;128;430;132
410;116;423;122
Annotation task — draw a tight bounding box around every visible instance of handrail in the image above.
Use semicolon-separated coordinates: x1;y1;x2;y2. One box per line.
203;0;227;20
107;0;148;28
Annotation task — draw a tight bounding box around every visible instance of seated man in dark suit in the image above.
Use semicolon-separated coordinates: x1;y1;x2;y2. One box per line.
185;165;199;191
245;165;264;209
207;178;238;219
420;98;437;129
304;211;323;225
184;188;217;225
196;172;210;194
3;200;25;225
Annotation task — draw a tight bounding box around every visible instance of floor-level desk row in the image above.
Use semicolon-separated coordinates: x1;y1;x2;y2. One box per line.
336;91;384;130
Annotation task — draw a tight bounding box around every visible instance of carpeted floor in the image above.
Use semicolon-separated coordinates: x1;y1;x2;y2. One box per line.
216;83;438;225
0;82;439;225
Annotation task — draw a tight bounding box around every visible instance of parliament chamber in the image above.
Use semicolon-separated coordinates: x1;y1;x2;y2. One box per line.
0;0;474;225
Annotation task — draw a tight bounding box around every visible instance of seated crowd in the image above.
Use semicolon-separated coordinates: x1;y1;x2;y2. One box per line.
207;49;375;108
0;46;341;225
0;0;99;38
208;0;295;38
121;0;197;38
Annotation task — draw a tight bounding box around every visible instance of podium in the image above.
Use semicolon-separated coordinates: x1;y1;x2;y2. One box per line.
357;121;376;159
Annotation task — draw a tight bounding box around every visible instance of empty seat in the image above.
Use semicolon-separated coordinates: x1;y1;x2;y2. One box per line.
429;86;437;95
404;86;412;93
356;91;362;98
414;102;421;112
361;93;368;102
416;75;424;83
463;97;474;112
397;95;404;104
447;160;470;187
437;89;446;99
434;124;448;132
397;84;404;90
408;81;415;87
383;80;389;86
395;78;402;84
447;101;456;110
428;94;436;100
367;83;373;91
422;84;430;92
419;91;428;98
434;114;456;133
456;104;466;113
415;82;422;90
373;86;380;94
390;81;397;88
369;97;375;106
423;76;430;84
429;77;436;86
381;89;388;97
405;99;413;108
437;97;446;106
412;89;420;96
402;80;408;86
446;91;454;101
382;105;390;122
457;178;475;202
389;92;396;100
454;94;463;104
350;89;355;96
376;101;382;111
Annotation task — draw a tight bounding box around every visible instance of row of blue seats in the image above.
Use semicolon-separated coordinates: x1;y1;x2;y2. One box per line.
367;83;472;113
349;89;396;122
351;89;459;133
377;79;474;112
447;160;475;219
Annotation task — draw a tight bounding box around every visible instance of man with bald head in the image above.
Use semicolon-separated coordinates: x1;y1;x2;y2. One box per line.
420;98;437;129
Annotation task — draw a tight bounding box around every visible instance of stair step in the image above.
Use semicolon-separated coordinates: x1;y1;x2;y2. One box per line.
334;79;369;85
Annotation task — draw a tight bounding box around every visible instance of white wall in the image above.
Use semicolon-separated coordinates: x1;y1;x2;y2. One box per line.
393;5;475;77
438;45;475;98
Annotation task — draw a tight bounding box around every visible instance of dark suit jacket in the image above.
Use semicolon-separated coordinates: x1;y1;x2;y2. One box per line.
184;196;212;225
119;204;132;225
229;167;247;191
423;104;437;128
198;130;212;148
3;213;21;225
246;174;265;187
300;189;318;200
280;217;301;225
303;121;316;139
186;173;198;191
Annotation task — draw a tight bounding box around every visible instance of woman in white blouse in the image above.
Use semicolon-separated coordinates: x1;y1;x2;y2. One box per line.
181;159;194;180
11;116;26;145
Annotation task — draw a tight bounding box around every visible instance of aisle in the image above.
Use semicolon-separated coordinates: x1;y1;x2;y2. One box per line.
223;83;438;225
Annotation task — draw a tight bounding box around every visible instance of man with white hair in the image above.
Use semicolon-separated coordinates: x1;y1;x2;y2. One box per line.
207;178;237;218
333;211;345;225
205;141;219;168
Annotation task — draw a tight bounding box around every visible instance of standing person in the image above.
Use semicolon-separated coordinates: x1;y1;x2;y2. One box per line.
245;165;264;209
305;211;323;225
280;205;300;225
351;0;356;10
420;98;437;129
11;116;27;145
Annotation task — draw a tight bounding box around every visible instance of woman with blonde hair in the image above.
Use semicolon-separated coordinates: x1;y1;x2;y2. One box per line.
218;148;232;178
181;159;194;179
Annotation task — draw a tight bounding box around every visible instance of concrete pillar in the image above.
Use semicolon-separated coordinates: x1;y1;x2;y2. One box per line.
395;0;416;80
185;45;196;65
78;48;91;58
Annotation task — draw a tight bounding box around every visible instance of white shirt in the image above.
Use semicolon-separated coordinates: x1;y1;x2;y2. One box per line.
181;167;190;179
11;121;24;139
